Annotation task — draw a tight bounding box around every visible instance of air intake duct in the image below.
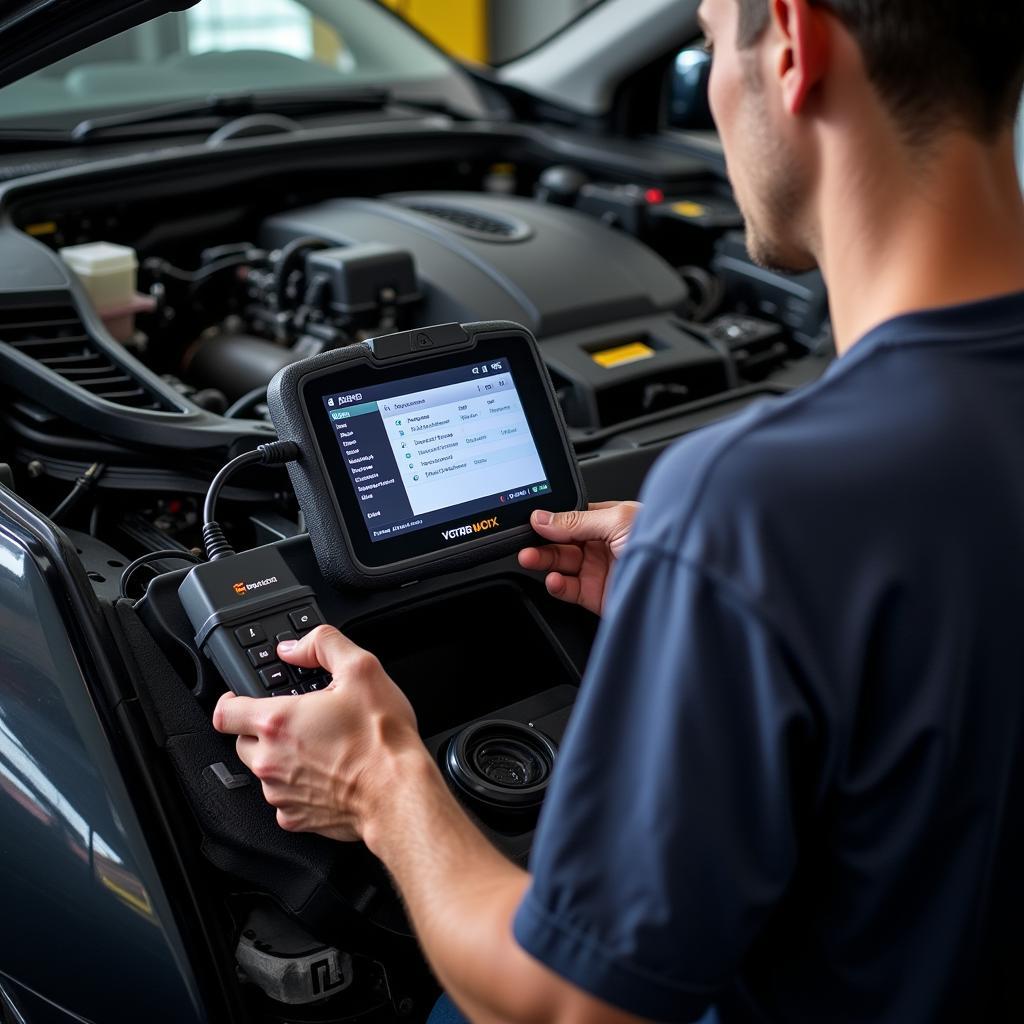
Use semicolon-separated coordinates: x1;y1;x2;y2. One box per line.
184;333;304;403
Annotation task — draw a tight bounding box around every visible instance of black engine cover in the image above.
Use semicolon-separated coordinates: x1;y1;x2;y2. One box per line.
260;192;688;338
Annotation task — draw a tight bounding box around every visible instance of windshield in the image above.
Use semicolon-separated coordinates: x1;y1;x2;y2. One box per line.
0;0;461;124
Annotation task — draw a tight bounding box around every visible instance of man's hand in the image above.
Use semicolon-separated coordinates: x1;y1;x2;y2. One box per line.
212;625;653;1024
212;625;422;843
518;501;641;615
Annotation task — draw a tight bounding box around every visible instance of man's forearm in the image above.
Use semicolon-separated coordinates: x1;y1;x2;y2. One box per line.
213;624;647;1024
362;745;572;1024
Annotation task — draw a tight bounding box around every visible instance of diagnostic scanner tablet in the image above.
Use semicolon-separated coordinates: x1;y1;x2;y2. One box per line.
267;321;586;589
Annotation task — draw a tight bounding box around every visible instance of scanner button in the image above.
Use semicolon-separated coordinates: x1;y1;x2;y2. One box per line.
235;622;267;647
289;606;321;631
259;665;290;690
248;645;276;668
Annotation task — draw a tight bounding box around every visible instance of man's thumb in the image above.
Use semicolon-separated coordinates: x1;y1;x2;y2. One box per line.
531;507;622;544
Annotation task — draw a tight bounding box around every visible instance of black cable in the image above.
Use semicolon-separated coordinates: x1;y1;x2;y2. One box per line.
50;462;105;524
293;272;332;332
203;450;263;532
50;480;88;523
190;253;259;291
701;331;741;390
143;249;263;291
272;235;329;310
678;265;726;322
676;267;739;388
200;242;258;264
203;441;300;561
119;549;203;601
223;386;269;419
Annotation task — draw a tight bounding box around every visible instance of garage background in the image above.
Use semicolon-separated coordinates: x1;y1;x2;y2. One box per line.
377;0;602;64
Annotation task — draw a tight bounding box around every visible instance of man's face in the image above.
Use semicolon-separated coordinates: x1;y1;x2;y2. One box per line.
698;0;818;272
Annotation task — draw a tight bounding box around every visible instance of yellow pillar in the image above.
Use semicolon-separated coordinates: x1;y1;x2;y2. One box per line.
312;18;342;66
379;0;489;64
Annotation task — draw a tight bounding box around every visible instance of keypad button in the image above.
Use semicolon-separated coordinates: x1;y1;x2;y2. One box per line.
275;630;298;646
234;622;267;648
247;645;276;668
288;685;306;696
304;669;331;690
259;664;290;690
288;606;321;632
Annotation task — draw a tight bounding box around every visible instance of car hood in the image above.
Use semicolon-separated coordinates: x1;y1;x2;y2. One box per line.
0;1;198;89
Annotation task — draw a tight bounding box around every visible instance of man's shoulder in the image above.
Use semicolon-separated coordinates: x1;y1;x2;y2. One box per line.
631;300;1024;564
635;368;869;553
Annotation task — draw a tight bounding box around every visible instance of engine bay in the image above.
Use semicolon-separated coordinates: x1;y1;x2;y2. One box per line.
0;123;834;1022
0;151;829;575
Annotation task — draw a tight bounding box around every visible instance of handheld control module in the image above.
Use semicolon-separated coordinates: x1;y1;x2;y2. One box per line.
179;546;331;698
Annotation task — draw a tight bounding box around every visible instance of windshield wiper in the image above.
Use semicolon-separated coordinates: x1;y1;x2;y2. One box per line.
69;87;395;142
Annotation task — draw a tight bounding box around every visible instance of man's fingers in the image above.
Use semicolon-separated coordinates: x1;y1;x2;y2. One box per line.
531;505;630;545
518;543;585;575
546;571;582;606
235;733;259;770
213;691;264;737
277;624;364;672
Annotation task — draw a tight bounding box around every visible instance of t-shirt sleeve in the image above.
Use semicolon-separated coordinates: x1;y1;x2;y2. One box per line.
513;541;820;1022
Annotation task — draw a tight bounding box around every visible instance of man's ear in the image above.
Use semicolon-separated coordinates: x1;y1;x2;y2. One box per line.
770;0;830;114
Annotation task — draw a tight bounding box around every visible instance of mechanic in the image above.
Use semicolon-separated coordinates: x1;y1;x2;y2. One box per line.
214;0;1024;1021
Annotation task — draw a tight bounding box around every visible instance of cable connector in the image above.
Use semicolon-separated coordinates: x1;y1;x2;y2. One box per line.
257;440;300;466
50;461;106;525
201;521;235;562
203;441;300;561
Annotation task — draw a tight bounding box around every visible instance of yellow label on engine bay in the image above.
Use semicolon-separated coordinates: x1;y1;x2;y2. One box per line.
591;342;656;369
672;201;709;219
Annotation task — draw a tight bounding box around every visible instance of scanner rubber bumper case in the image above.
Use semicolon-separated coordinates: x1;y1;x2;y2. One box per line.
266;321;586;590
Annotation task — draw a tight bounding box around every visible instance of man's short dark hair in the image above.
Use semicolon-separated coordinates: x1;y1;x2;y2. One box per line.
735;0;1024;142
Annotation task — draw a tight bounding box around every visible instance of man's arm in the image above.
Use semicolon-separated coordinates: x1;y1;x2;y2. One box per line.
213;627;649;1024
213;490;815;1023
366;743;650;1024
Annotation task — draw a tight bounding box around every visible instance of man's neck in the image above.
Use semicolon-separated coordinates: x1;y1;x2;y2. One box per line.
816;130;1024;356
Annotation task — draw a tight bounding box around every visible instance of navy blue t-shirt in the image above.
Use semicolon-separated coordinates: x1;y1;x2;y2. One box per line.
514;292;1024;1023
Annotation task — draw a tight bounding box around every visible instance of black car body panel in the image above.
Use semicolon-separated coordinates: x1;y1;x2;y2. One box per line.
0;486;209;1023
0;2;199;91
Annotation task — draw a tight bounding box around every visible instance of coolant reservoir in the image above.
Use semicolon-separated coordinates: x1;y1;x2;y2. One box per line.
59;241;152;341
